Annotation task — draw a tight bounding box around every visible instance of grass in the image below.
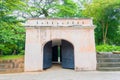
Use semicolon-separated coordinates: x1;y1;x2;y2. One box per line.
0;55;24;60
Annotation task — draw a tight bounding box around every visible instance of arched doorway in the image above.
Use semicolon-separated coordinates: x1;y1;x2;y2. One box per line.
43;39;74;69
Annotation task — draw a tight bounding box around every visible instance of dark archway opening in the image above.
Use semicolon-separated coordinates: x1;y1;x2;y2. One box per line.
52;45;62;63
43;40;74;69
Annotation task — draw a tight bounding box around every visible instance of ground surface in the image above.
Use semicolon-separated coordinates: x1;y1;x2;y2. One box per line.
0;64;120;80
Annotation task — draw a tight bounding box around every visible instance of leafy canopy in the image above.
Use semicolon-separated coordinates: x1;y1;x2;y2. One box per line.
0;0;26;55
82;0;120;45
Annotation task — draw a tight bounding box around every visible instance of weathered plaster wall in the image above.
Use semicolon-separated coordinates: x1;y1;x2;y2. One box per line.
25;28;42;71
25;18;96;71
25;27;96;71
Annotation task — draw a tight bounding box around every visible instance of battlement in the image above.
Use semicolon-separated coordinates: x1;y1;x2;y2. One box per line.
25;18;94;27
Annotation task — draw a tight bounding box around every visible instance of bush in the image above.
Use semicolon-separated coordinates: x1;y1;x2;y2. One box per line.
96;45;120;52
0;55;24;60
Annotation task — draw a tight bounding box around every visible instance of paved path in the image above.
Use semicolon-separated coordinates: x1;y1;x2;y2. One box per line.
0;64;120;80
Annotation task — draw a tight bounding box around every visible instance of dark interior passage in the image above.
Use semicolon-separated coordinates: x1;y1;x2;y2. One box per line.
52;46;62;63
43;40;74;69
52;46;58;62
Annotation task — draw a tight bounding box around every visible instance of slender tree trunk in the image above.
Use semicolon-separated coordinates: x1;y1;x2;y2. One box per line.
13;50;16;55
0;50;3;56
104;22;108;44
102;22;106;44
102;22;108;45
0;50;1;56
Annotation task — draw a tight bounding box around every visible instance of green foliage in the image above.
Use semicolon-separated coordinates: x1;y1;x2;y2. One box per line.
0;16;25;55
25;0;82;18
96;45;120;52
0;0;26;16
53;0;82;18
0;0;26;55
0;0;120;55
82;0;120;45
24;0;59;18
0;55;24;60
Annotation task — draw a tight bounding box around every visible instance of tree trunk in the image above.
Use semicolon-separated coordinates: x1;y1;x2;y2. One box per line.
13;50;16;55
103;22;108;45
102;22;106;44
0;50;3;56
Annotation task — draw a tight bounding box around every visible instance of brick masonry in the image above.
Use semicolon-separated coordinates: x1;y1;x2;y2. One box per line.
0;58;24;73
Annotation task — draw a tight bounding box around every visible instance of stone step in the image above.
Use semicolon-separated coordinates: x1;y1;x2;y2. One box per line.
0;63;13;69
97;54;120;58
0;68;24;73
97;58;120;62
97;54;120;71
97;62;120;67
0;69;7;71
97;67;120;71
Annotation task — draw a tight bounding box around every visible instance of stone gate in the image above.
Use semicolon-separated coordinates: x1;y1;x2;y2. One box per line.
24;18;96;71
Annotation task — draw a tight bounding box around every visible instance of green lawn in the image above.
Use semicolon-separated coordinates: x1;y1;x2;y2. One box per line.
0;55;24;60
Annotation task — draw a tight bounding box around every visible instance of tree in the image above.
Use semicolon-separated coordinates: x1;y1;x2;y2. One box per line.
0;0;26;55
0;0;88;55
20;0;83;18
52;0;82;18
82;0;120;45
17;0;59;18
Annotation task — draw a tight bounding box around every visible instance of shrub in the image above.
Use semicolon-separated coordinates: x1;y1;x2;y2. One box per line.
96;45;120;52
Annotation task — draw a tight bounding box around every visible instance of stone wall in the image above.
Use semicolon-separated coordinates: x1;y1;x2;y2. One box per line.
97;53;120;71
0;58;24;73
0;53;120;73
